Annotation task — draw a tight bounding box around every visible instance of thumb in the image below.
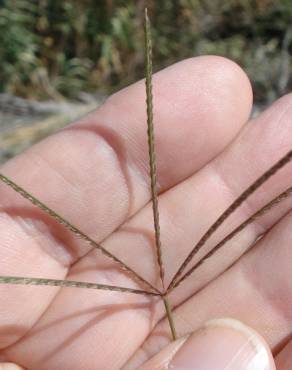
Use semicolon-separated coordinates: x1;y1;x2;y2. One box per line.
0;365;25;370
138;318;275;370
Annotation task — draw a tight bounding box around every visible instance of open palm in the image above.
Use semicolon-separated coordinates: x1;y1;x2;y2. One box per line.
0;56;291;369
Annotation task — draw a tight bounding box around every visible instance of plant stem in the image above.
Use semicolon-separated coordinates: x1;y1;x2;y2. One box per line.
163;295;177;341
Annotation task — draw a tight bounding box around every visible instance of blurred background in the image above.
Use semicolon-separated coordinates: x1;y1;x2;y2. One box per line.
0;0;291;162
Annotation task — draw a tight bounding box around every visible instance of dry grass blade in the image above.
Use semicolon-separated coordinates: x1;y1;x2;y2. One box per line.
168;149;292;290
0;173;160;294
0;276;158;296
170;186;292;290
144;9;164;289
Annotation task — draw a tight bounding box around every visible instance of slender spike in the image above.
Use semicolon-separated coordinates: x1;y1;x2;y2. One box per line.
0;275;159;296
0;173;160;294
144;8;164;290
170;185;292;291
144;8;177;341
168;149;292;290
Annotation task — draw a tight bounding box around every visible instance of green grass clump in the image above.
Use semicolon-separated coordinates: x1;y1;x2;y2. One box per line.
0;0;291;103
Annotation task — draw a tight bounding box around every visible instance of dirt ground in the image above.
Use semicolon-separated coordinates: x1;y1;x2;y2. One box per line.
0;95;102;164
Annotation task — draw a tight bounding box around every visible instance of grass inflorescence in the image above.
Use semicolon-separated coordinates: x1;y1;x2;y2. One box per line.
0;9;292;344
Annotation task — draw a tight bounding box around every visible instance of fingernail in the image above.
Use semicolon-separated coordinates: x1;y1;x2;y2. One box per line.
169;318;273;370
0;363;26;370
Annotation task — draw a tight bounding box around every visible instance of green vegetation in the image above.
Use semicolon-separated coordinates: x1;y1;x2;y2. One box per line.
0;0;291;103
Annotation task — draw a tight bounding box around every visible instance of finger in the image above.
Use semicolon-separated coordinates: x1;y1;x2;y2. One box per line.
0;56;252;267
137;319;274;370
275;340;292;370
1;56;252;253
0;57;251;348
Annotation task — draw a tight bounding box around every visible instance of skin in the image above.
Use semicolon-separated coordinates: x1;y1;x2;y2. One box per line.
0;56;291;369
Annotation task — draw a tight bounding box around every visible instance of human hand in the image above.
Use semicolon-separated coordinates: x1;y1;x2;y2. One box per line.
0;56;291;369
